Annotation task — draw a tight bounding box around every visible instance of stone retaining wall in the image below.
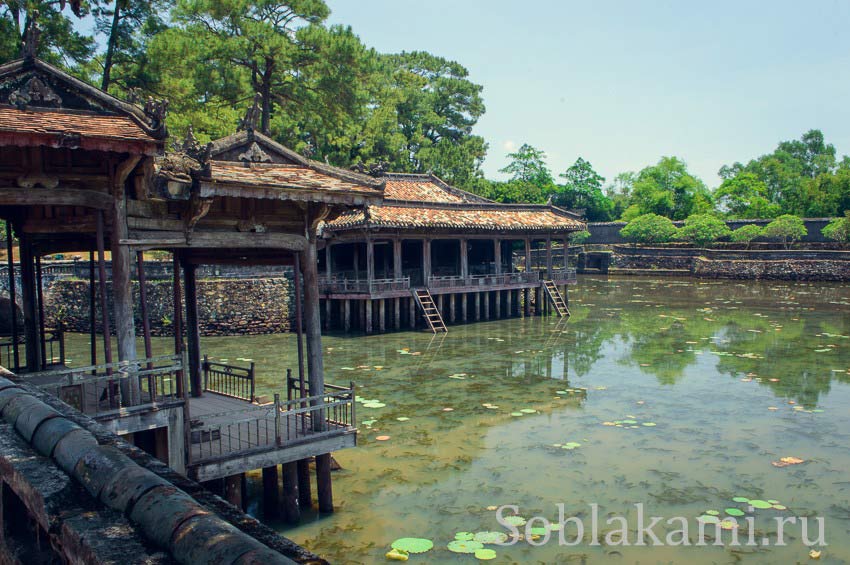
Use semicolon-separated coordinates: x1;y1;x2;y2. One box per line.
45;277;294;337
693;258;850;281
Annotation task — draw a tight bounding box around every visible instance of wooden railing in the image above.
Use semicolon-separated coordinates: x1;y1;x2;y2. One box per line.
0;328;66;373
549;268;578;283
20;354;186;419
319;275;410;294
427;271;542;289
202;356;255;402
190;378;356;464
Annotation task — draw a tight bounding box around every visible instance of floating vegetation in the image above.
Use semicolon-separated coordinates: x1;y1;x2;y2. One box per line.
390;538;433;554
474;548;497;560
472;531;508;544
396;417;410;422
772;456;804;468
385;548;409;561
725;508;745;517
501;515;527;527
363;402;386;408
375;435;391;441
519;408;537;414
447;540;484;554
454;532;474;541
697;515;720;524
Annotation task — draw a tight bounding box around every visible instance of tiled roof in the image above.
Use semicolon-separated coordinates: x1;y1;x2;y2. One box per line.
326;203;585;232
0;107;160;151
206;161;384;195
382;173;491;203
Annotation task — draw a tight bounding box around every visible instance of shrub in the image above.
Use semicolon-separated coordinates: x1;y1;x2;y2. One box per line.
570;230;590;244
729;224;764;249
763;215;807;249
677;214;731;247
821;213;850;244
619;214;678;245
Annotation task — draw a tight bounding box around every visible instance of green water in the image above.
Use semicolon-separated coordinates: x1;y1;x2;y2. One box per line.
64;277;850;564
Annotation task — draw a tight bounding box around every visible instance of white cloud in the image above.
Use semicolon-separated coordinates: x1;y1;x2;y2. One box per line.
502;140;516;152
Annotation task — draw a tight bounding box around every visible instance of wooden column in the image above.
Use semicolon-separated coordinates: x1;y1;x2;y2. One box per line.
365;299;373;334
460;238;468;280
437;294;444;315
35;255;46;367
408;297;416;329
262;466;280;519
545;236;553;278
316;453;334;513
422;239;431;282
353;244;360;280
524;238;532;273
325;242;333;279
475;292;481;321
183;262;202;397
366;238;375;285
5;224;19;371
393;297;401;330
282;461;301;523
378;299;386;333
343;299;351;332
302;218;326;414
172;254;184;395
483;291;490;320
393;239;403;280
297;459;312;508
563;237;570;270
506;289;512;317
494;290;500;318
536;285;543;316
449;294;456;323
136;252;153;366
19;235;40;371
524;288;531;317
494;239;502;275
461;293;468;321
89;251;97;367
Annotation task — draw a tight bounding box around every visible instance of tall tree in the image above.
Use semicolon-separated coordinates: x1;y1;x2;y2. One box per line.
499;144;553;186
557;157;613;220
0;1;94;68
630;156;712;220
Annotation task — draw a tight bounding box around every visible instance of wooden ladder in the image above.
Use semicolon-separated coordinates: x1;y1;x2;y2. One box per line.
542;280;570;317
412;288;447;333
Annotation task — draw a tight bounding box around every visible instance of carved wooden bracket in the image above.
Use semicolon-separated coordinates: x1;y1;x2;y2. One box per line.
185;193;213;234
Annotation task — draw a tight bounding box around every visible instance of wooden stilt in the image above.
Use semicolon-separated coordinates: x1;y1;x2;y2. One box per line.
506;289;512;318
262;466;280;518
483;291;490;320
324;298;331;331
315;453;333;513
224;474;243;509
524;288;531;317
408;297;416;329
183;262;202;397
449;294;456;323
343;299;351;332
294;253;306;398
461;293;467;322
35;254;46;368
282;462;300;523
302;216;327;428
378;299;386;333
494;289;501;319
297;459;312;508
475;292;481;321
171;254;184;391
436;294;444;316
365;299;373;334
394;297;401;330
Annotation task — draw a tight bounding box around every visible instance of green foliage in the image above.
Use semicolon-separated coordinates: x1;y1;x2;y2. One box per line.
0;1;96;70
620;204;642;221
557;157;614;221
499;144;553;187
619;214;678;245
677;214;731;247
714;172;780;219
763;214;807;249
821;213;850;244
570;230;590;244
729;224;764;248
630;157;712;220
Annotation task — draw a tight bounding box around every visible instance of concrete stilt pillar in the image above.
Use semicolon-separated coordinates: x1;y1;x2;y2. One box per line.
461;293;468;321
316;453;334;513
449;294;456;323
365;299;373;334
483;291;490;320
506;289;512;318
495;290;501;318
437;294;444;315
263;466;280;518
475;292;481;321
282;461;301;524
225;474;243;509
394;297;401;330
343;299;351;332
379;299;386;333
409;297;416;329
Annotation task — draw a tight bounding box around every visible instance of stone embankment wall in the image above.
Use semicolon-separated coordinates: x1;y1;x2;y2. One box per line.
45;277;294;336
605;246;850;281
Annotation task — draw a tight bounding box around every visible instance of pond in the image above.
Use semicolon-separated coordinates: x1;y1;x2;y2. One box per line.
64;277;850;563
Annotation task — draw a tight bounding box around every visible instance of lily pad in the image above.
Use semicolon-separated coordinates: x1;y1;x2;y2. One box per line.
705;510;720;516
732;497;750;503
375;435;390;441
562;442;581;450
725;508;745;517
642;422;657;427
520;409;537;414
749;500;772;509
529;526;548;536
391;538;433;554
362;402;386;408
454;532;475;541
447;540;484;554
719;520;739;530
396;417;410;422
474;548;497;560
772;504;787;510
510;412;524;417
501;515;527;527
767;499;780;504
697;515;720;524
473;531;508;544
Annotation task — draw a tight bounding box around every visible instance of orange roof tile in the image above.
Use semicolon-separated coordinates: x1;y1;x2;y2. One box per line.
0;106;158;146
382;174;491;204
327;203;585;233
206;161;383;195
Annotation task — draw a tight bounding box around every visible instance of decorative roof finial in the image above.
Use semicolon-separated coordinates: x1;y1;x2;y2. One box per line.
143;96;169;130
21;11;42;61
238;93;262;134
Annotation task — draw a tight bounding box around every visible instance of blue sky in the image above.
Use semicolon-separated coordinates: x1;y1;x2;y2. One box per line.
326;0;850;187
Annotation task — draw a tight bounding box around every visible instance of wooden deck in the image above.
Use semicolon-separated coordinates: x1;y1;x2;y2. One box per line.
186;391;357;483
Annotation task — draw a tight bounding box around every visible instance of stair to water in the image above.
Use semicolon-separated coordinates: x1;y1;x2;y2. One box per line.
542;280;570;317
412;288;447;333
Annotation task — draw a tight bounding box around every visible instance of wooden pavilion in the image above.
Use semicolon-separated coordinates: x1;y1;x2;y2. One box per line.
321;172;585;333
0;46;384;522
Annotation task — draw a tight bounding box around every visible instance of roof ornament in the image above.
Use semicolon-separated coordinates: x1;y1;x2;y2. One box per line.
143;96;169;130
237;93;262;135
9;77;62;110
238;141;272;164
21;11;42;61
350;161;389;177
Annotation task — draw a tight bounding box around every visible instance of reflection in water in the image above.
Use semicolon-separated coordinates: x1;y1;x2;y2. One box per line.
62;277;850;563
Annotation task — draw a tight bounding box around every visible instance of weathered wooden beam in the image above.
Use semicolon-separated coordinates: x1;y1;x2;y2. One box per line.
183;262;202;397
302;209;326;431
315;453;333;513
95;212;113;369
224;473;243;509
122;231;308;251
0;187;112;209
19;234;40;371
282;462;300;524
262;466;280;519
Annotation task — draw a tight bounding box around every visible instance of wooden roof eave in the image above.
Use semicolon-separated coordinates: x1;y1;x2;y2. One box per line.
198;180;384;208
323;222;584;236
0;130;161;156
